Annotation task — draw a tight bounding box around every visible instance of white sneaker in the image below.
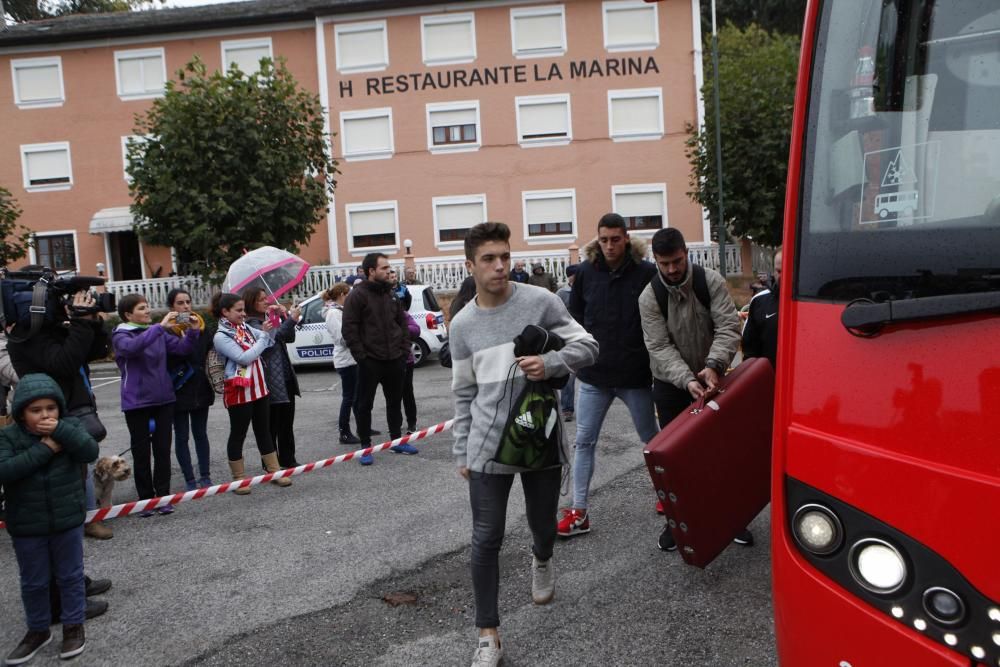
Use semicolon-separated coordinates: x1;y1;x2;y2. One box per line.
471;634;503;667
531;555;555;605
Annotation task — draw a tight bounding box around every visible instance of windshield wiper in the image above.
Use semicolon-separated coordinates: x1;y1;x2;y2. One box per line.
841;292;1000;336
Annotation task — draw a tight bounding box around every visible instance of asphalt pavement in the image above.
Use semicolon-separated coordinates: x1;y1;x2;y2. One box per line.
0;360;776;666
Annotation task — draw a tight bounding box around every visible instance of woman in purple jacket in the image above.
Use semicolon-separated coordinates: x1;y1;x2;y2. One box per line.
112;294;199;515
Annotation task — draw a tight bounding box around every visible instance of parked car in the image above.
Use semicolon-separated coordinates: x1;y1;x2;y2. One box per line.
286;284;447;367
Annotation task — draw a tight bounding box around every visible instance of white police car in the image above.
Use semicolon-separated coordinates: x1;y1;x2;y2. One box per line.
286;285;447;367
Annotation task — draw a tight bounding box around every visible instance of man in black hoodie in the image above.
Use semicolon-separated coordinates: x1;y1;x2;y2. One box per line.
741;250;781;368
558;213;659;538
342;253;418;464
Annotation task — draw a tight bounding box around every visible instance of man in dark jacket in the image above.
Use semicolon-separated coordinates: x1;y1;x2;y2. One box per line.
342;253;417;464
741;249;781;368
558;213;659;538
527;263;558;293
509;261;529;284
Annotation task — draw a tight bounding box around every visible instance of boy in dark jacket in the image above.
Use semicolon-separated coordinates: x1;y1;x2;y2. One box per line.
0;374;99;664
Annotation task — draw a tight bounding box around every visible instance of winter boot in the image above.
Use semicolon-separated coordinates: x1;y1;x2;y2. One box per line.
227;459;252;495
262;452;292;487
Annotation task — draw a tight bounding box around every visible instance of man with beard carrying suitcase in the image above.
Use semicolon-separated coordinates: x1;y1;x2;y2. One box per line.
638;228;753;551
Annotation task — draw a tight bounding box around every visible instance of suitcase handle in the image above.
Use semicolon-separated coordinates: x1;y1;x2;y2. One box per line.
690;386;724;414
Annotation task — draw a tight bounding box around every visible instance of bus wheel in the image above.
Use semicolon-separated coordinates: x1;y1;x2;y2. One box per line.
879;208;888;218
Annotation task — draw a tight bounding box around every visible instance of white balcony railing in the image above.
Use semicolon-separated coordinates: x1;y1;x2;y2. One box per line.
106;242;747;309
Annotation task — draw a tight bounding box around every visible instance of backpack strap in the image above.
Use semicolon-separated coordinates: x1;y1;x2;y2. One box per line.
5;272;53;344
651;263;712;323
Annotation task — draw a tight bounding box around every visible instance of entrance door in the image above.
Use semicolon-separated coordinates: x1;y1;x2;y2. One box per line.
109;231;142;281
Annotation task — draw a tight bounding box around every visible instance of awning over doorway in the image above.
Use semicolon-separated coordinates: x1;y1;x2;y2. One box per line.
89;207;135;234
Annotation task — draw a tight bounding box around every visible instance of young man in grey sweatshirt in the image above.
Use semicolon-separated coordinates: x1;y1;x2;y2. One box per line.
450;222;598;667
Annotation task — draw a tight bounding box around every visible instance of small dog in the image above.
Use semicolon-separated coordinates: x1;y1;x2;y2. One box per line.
93;455;131;508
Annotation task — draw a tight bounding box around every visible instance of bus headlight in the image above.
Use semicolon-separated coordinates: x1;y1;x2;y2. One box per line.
792;504;843;555
849;538;908;594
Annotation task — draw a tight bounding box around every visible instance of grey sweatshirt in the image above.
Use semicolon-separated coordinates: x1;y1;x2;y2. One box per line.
450;283;598;474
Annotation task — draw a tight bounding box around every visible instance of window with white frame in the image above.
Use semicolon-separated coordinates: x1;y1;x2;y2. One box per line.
516;94;571;147
608;88;663;141
346;201;398;251
422;13;476;65
340;108;394;160
10;57;64;108
426;101;480;152
510;5;566;58
221;38;273;75
335;21;389;73
33;233;77;271
523;189;576;241
114;48;166;99
122;135;152;182
603;0;659;51
433;195;486;245
20;143;72;191
613;184;667;231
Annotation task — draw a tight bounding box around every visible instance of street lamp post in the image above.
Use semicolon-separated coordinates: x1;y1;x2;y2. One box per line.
710;0;727;277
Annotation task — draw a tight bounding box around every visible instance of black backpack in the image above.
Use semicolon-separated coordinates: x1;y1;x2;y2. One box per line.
650;264;713;333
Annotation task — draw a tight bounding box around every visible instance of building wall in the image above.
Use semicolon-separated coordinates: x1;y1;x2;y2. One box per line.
0;0;703;278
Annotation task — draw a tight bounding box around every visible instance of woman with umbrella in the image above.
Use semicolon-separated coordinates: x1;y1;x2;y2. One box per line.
242;288;302;469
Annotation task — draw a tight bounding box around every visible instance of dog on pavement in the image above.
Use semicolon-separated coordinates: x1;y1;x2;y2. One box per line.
93;455;131;508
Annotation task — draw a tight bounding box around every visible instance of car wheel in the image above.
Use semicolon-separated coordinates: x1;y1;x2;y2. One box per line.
412;339;430;367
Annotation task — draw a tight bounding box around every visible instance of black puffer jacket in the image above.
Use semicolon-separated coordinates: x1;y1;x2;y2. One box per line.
569;237;657;388
167;324;216;412
342;279;410;362
8;317;108;412
0;374;98;537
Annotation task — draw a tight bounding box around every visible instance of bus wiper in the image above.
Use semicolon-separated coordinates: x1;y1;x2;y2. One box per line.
841;292;1000;336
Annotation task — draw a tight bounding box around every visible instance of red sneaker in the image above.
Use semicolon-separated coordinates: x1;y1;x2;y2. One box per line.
557;508;590;537
655;499;665;515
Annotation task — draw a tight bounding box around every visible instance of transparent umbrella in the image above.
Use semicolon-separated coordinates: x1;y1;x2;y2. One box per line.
222;246;310;302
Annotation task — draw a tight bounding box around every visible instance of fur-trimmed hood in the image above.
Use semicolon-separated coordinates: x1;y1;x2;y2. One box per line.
582;236;649;267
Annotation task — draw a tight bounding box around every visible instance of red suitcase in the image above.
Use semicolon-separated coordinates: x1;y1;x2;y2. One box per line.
643;357;775;568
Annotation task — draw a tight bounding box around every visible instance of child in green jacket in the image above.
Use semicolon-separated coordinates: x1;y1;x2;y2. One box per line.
0;373;98;665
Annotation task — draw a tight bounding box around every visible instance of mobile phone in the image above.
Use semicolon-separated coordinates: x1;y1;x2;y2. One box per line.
176;312;191;324
267;308;281;328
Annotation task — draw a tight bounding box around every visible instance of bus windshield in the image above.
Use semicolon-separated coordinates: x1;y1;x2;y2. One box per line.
798;0;1000;301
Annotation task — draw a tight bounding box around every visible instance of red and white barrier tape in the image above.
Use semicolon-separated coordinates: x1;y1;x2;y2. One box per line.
0;419;454;530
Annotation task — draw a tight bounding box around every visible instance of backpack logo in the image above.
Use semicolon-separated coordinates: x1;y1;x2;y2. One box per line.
515;412;535;430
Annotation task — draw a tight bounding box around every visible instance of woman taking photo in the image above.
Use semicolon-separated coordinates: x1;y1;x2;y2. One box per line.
242;288;302;470
112;294;200;515
165;288;215;490
323;283;359;444
212;292;291;493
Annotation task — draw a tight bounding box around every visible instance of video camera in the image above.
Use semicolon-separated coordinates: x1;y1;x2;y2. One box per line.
0;266;116;336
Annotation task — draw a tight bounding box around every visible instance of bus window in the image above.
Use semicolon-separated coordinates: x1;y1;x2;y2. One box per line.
798;1;1000;302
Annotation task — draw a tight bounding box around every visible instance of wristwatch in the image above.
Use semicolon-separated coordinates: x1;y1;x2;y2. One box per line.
706;359;726;374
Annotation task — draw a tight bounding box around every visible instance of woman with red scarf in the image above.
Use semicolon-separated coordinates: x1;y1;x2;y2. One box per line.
211;293;292;494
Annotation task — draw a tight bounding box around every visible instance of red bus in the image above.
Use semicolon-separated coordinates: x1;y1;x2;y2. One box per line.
773;1;1000;665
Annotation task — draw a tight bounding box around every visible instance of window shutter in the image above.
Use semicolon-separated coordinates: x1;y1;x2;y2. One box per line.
611;96;661;135
606;6;657;47
437;201;484;230
424;20;474;62
520;102;568;137
526;196;573;224
343;116;392;154
339;28;386;70
15;65;61;103
429;107;477;128
351;208;396;235
226;46;270;74
514;13;563;53
616;191;663;218
26;149;70;184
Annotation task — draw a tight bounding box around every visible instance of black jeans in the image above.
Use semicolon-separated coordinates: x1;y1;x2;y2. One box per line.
355;357;405;444
270;396;297;467
337;364;358;435
226;397;275;461
468;467;562;628
403;364;416;430
125;403;175;499
652;379;695;429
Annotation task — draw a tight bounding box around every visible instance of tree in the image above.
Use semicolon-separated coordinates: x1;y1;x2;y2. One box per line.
686;23;799;248
700;0;808;37
4;0;151;24
128;56;338;283
0;186;32;268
